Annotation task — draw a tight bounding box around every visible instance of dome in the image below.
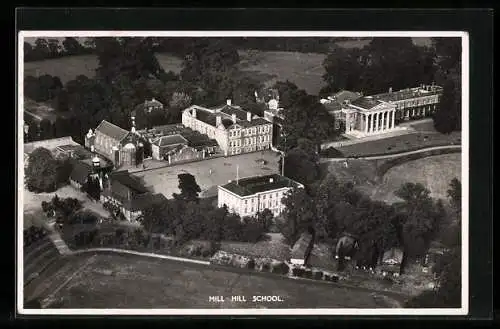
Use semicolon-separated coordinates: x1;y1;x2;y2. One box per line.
123;143;136;150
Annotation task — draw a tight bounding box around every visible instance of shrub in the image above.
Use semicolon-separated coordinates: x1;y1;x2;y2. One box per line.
313;271;323;280
261;263;271;272
247;258;256;270
292;267;305;277
303;269;313;279
331;275;339;282
271;262;290;275
194;246;202;257
201;249;211;258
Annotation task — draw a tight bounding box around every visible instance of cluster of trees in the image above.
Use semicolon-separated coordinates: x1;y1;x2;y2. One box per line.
24;225;49;247
41;195;83;225
279;174;460;277
431;38;462;134
24;74;63;103
25;147;73;193
321;37;437;97
141;173;273;245
24;38;93;62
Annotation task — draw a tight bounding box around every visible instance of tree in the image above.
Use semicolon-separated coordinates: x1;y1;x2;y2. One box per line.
173;173;201;203
394;182;443;274
279;188;316;246
280;93;337;151
433;80;460;133
281;146;320;186
63;37;84;55
47;39;62;58
256;208;274;232
25;147;59;192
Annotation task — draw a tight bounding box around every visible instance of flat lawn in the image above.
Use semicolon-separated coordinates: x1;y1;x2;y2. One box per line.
23;186;109;219
133;151;280;199
336;131;462;157
238;50;327;95
370;153;462;203
35;252;400;308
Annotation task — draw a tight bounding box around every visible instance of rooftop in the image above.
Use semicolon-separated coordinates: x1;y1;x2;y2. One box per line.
153;134;188;147
350;97;383;110
190;104;271;129
95;120;130;142
330;90;363;104
373;85;443;103
219;174;303;197
291;232;314;260
24;136;78;155
110;170;149;194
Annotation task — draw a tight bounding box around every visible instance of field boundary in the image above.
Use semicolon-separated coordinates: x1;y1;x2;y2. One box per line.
321;145;461;162
375;147;462;179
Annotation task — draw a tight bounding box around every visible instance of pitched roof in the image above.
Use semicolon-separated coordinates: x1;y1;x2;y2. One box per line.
220;174;303;197
95;120;130;142
69;160;92;185
110;170;149;194
291;233;314;260
153;134;188;147
219;105;248;121
350;97;383;110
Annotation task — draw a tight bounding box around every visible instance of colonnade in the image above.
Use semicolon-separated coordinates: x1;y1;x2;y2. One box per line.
362;110;396;134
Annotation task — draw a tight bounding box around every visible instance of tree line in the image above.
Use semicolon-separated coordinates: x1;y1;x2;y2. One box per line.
140;173;273;246
24;37;94;62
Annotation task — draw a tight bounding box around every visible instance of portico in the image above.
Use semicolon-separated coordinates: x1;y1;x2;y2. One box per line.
343;97;400;137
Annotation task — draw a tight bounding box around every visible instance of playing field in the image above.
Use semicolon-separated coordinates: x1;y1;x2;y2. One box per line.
26;252;403;309
133;151;280;199
370;153;462;204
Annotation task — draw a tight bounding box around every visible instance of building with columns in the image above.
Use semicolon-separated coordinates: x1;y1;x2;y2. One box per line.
328;84;443;137
182;100;273;156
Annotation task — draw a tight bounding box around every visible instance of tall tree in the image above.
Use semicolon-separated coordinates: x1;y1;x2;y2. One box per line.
173;173;201;203
280;188;316;246
394;182;442;274
63;37;84;55
433;80;460;133
25;147;59;192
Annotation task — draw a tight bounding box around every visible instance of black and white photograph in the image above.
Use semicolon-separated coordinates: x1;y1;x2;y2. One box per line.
17;30;468;315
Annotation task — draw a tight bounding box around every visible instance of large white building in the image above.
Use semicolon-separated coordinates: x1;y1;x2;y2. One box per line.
217;174;304;218
323;84;443;138
182;100;273;156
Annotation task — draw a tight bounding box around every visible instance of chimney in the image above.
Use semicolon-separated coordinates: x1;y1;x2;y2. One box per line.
192;108;197;118
226;99;232;106
231;113;237;123
216;115;222;126
247;112;252;122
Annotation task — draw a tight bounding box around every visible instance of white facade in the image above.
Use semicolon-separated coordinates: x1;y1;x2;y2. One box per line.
218;185;291;218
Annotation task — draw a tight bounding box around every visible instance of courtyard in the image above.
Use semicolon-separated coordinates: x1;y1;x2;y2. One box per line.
26;252;403;309
132;150;281;199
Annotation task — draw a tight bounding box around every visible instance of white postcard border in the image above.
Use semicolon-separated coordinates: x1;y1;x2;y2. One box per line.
17;30;469;316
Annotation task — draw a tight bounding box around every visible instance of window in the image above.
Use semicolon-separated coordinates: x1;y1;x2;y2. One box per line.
263;195;266;199
245;200;248;205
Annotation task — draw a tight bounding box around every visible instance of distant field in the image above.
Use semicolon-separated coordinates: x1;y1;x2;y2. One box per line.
23;37;432;95
30;252;400;308
23;53;184;85
238;50;327;95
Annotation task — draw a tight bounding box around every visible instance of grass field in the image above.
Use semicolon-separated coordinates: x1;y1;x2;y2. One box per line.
326;153;461;204
28;252;401;308
133;151;280;199
370;153;461;204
